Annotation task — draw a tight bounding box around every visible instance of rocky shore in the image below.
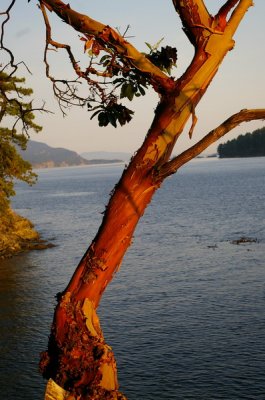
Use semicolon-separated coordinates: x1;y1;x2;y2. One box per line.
0;209;54;259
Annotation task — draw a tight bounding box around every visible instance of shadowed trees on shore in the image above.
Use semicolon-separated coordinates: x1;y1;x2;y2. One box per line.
218;127;265;158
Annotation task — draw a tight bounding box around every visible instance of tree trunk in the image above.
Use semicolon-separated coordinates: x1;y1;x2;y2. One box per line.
39;1;256;398
40;46;226;394
40;98;176;399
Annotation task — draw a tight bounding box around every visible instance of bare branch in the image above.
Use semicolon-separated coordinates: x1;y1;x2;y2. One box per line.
157;109;265;180
0;0;17;73
0;2;51;137
39;2;109;115
1;0;32;77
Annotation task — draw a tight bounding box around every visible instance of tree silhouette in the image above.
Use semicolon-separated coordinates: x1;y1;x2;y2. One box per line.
218;127;265;158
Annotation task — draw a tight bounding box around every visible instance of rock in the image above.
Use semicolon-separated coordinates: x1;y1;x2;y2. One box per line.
231;236;258;245
0;208;55;259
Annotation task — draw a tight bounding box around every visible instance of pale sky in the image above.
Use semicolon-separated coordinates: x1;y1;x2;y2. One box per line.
2;0;265;155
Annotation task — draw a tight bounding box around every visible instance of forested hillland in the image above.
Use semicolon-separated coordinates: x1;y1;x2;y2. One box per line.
218;127;265;158
17;141;123;168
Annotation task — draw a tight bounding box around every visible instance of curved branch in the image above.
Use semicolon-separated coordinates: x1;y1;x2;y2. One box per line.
172;0;211;26
216;0;240;21
0;0;17;73
41;0;175;91
157;109;265;179
40;3;77;76
40;2;108;115
225;0;254;37
172;0;212;46
1;1;32;76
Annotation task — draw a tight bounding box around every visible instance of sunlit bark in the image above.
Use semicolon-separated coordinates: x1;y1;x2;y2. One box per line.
36;1;264;399
157;109;265;178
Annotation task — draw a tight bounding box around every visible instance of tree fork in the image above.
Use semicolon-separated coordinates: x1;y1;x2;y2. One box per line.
39;1;257;399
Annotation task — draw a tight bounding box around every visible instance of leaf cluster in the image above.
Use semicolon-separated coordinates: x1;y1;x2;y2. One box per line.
146;45;177;75
53;31;177;129
114;71;148;102
89;101;134;128
77;33;178;129
85;59;149;128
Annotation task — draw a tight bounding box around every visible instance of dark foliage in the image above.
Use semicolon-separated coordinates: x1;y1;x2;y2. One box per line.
218;127;265;158
0;72;41;214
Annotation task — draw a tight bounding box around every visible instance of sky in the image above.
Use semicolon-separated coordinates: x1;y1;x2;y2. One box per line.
2;0;265;156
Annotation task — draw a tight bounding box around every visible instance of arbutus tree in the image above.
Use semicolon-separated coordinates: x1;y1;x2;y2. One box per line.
1;1;265;399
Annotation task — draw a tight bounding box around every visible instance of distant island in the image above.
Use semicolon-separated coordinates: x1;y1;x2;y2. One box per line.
18;141;124;168
81;151;131;162
218;127;265;158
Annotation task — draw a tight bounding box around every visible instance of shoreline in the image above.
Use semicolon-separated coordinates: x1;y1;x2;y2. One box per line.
32;161;126;172
0;209;55;260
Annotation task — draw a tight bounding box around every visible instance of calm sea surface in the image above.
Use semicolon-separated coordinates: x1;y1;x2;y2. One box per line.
0;157;265;399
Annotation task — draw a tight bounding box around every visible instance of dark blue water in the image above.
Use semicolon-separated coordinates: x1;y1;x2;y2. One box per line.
0;158;265;399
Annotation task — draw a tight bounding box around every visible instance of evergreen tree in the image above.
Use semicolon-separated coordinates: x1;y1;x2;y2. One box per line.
217;127;265;158
0;72;42;216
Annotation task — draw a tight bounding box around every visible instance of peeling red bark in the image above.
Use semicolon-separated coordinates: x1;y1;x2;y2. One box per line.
39;1;257;398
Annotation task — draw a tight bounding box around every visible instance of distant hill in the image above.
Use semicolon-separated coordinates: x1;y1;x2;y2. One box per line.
218;127;265;158
18;141;123;168
81;151;131;162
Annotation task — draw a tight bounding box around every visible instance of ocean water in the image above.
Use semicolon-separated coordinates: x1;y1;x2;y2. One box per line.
0;157;264;399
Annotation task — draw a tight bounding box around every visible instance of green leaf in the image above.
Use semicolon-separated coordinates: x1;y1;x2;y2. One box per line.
145;42;153;51
153;37;164;51
100;54;111;63
113;78;124;84
138;85;146;96
120;83;132;101
90;109;102;120
108;113;117;128
98;112;109;127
